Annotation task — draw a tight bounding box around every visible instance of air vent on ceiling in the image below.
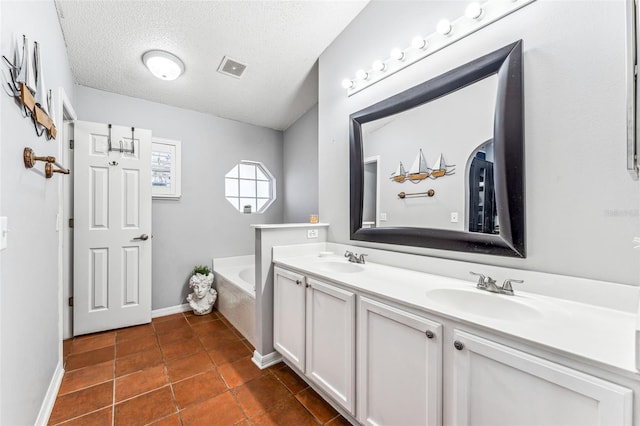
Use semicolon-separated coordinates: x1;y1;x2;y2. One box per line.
217;56;247;79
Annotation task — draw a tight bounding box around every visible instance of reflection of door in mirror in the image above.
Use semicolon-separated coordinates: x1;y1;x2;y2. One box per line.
363;157;379;228
468;142;497;234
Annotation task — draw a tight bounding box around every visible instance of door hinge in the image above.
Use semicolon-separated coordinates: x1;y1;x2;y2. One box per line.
69;218;74;228
68;297;74;307
69;139;74;149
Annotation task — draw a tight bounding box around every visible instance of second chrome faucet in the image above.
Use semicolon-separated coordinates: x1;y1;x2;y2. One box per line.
470;272;523;296
345;250;367;264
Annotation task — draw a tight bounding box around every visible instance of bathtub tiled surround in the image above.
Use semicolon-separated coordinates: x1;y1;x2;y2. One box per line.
272;242;640;425
50;310;348;425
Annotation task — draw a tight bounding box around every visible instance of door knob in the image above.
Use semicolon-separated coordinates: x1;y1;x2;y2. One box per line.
133;234;149;241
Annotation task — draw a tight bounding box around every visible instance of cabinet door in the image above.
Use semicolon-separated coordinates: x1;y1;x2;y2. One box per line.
306;278;356;414
449;330;633;426
273;267;306;371
358;297;442;426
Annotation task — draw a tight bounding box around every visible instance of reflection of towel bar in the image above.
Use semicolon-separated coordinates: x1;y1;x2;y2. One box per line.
398;189;435;199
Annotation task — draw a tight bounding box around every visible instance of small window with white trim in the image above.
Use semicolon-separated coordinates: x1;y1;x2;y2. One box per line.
225;161;276;213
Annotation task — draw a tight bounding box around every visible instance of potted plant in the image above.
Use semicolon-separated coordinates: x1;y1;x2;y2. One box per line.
186;265;217;315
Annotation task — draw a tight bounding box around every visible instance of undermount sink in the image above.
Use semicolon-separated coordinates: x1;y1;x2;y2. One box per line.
426;288;542;321
316;261;364;274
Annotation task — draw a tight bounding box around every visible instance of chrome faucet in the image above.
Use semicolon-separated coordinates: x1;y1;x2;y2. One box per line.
470;272;523;296
345;250;367;264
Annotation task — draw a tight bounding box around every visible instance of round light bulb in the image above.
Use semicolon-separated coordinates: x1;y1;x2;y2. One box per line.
436;19;452;35
411;36;427;50
390;48;405;61
465;2;483;19
341;78;354;89
356;69;369;80
372;60;386;72
142;50;184;81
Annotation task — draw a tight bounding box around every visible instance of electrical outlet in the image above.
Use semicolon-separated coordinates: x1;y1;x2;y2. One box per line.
307;229;319;239
380;213;388;221
450;212;459;223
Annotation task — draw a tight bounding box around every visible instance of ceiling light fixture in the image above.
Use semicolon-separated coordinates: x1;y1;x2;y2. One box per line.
465;2;483;19
142;50;185;81
341;0;537;95
436;19;453;35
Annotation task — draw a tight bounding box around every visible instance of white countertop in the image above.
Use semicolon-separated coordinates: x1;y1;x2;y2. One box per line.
273;253;638;377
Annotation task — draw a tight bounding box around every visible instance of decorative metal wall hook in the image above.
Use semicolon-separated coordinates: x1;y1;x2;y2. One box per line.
23;147;69;178
109;161;118;166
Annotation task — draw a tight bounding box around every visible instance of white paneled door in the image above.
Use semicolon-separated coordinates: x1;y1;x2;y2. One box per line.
73;121;152;336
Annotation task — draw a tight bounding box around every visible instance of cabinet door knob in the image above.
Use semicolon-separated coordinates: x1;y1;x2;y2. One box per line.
453;340;465;351
425;330;435;339
295;280;302;286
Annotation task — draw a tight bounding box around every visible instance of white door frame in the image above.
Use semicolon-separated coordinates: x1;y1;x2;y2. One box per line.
57;88;77;345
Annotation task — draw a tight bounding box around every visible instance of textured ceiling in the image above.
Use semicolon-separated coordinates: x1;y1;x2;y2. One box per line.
55;0;369;130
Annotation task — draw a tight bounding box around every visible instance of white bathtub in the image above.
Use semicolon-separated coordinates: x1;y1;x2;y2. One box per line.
213;255;256;347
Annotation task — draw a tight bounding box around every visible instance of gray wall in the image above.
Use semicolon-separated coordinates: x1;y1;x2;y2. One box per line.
282;104;319;223
319;0;640;285
75;86;284;310
0;1;76;423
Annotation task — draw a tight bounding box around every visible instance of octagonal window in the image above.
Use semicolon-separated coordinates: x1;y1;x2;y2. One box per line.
225;161;276;213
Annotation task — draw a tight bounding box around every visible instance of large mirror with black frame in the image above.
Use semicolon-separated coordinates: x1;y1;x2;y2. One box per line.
350;40;525;257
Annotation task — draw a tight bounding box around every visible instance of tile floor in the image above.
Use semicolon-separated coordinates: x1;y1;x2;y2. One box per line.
50;310;351;425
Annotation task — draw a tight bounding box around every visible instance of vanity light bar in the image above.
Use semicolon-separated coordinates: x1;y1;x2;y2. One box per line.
343;0;537;96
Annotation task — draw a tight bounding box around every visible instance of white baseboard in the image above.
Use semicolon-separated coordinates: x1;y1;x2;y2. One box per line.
152;303;191;318
35;361;64;426
252;350;282;370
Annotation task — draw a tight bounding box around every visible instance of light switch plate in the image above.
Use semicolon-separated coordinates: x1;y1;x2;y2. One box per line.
0;217;7;250
307;229;319;239
450;212;459;223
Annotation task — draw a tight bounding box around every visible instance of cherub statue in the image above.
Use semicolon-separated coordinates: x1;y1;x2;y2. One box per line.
187;268;217;315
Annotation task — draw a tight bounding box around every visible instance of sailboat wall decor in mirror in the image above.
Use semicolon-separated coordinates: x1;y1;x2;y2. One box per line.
349;40;525;257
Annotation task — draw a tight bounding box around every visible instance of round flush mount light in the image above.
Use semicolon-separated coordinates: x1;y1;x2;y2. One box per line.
142;50;185;81
341;78;354;89
436;19;453;35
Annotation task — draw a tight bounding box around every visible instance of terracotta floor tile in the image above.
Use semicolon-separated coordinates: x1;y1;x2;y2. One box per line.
54;406;112;426
115;365;169;402
71;332;116;355
191;319;228;336
218;356;266;388
62;339;73;359
49;381;113;425
172;370;227;409
272;365;308;394
148;413;182;426
58;360;114;396
152;313;185;323
199;328;242;351
251;396;320;426
116;333;159;358
325;415;351;425
116;323;155;343
65;346;115;372
234;374;292;417
242;339;255;352
208;339;252;366
160;336;203;362
156;327;195;345
154;317;191;335
295;388;338;424
114;386;176;425
266;362;286;372
166;351;215;382
185;312;217;325
180;391;246;426
116;346;163;377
